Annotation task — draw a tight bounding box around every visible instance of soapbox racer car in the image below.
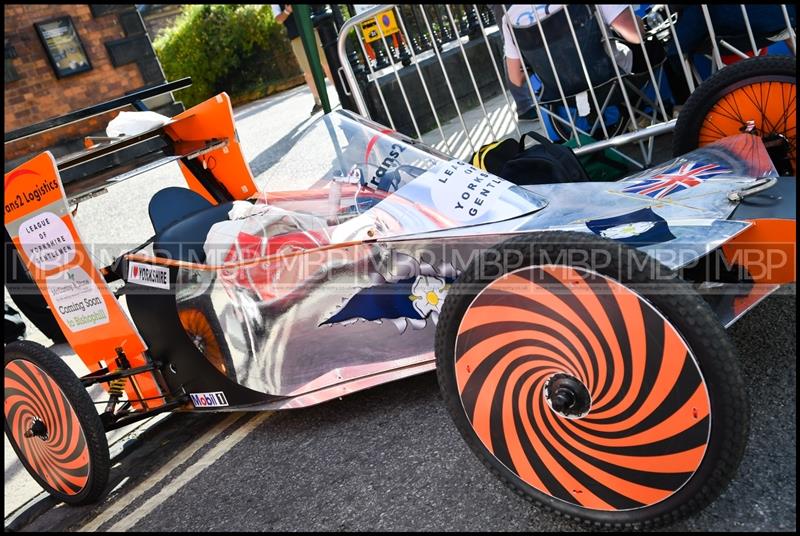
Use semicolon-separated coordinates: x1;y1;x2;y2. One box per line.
4;79;796;528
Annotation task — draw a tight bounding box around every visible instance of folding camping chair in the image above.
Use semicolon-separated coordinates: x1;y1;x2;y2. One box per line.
510;5;669;143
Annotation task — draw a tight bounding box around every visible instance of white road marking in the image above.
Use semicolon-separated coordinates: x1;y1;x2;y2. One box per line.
79;412;246;532
105;411;273;532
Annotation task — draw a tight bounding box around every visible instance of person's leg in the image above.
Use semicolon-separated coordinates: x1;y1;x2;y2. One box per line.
322;59;333;83
290;36;321;105
504;60;536;119
664;7;708;105
303;71;320;102
666;6;708;59
710;5;793;39
314;30;333;81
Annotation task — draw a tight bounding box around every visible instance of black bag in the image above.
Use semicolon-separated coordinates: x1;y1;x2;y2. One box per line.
472;130;590;185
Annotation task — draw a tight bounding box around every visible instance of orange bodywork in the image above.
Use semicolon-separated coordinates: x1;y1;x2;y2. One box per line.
722;218;797;284
4;153;164;410
166;93;257;204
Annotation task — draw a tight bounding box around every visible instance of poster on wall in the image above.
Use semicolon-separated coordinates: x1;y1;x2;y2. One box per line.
34;16;92;78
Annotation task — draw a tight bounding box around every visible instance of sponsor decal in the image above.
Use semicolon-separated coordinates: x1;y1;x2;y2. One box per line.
18;212;76;270
190;391;229;408
321;254;458;333
4;168;60;217
128;261;170;290
366;142;406;191
621;162;731;199
585;207;676;246
46;267;109;332
429;160;512;223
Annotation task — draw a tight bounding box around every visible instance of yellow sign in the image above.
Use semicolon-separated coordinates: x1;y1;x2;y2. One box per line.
360;9;399;43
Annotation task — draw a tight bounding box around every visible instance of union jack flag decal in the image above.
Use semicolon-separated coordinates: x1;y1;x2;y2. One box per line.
622;162;731;199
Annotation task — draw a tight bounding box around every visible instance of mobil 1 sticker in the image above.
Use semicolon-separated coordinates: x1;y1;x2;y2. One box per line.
190;391;229;408
128;261;170;290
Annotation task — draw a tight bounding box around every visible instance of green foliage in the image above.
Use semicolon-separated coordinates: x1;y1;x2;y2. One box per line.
153;5;301;107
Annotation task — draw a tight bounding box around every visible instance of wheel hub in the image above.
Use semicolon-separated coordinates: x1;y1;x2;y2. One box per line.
191;334;206;354
544;373;591;419
24;417;48;440
739;124;793;175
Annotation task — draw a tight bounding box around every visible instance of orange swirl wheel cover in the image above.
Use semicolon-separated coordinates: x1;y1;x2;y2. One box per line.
454;266;711;511
4;359;91;496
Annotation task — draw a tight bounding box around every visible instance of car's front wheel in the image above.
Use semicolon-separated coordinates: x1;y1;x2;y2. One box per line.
435;231;749;528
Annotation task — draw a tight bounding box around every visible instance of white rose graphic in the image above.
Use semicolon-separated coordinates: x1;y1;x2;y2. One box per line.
410;275;448;319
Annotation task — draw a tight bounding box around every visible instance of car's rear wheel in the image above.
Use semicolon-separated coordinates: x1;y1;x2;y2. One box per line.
672;56;796;175
435;231;749;528
4;340;109;505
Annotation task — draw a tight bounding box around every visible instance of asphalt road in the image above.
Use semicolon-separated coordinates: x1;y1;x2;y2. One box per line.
16;287;797;532
6;84;797;532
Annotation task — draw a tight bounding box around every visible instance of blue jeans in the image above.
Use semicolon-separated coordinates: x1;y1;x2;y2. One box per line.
664;5;795;103
666;5;796;58
504;62;535;114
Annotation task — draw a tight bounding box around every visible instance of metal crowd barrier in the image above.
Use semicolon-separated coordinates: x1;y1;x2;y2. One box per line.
336;4;796;168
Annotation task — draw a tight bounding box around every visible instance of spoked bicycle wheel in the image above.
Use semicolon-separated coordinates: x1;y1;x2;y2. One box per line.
4;340;110;505
435;231;749;528
178;300;236;381
672;56;796;174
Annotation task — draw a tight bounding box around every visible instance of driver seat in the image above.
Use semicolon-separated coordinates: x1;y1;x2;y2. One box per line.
149;187;234;263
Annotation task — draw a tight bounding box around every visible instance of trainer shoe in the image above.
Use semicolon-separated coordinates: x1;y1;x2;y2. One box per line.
517;107;538;121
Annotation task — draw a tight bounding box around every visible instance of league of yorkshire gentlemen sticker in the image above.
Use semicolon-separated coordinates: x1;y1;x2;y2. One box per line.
429;160;512;223
46;266;110;332
18;211;76;270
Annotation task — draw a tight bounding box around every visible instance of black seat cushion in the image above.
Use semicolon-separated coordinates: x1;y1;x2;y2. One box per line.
153;202;234;263
149;187;214;234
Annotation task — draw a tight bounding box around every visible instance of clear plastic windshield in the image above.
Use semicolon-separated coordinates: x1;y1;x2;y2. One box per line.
252;110;547;242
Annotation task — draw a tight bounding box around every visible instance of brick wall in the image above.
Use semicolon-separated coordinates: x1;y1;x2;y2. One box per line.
4;4;168;166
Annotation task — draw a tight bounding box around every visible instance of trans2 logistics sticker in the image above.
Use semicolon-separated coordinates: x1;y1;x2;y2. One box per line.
46;266;110;332
190;391;229;408
128;261;170;290
18;211;76;270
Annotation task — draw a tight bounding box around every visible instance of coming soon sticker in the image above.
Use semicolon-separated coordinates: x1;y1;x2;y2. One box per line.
46;266;110;332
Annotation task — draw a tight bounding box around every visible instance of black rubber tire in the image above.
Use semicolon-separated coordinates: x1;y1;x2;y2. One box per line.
672;56;796;165
435;231;749;529
4;340;110;505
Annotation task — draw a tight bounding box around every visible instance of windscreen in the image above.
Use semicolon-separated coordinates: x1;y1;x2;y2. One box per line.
254;110;547;241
